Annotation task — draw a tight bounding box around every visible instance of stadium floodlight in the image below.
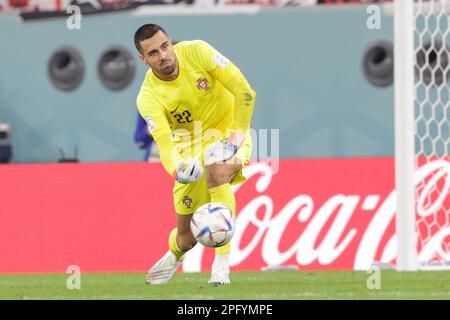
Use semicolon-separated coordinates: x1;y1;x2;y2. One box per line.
393;0;450;271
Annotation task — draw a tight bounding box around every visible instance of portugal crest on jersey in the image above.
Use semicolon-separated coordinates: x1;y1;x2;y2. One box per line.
196;78;209;91
182;195;193;208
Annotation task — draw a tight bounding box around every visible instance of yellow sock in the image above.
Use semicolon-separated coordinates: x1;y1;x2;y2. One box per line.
216;241;231;256
208;183;235;256
168;228;184;260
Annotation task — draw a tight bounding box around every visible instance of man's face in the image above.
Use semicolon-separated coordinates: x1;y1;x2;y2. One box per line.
139;30;177;77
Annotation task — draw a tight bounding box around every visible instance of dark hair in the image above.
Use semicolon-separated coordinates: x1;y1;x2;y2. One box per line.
134;24;168;53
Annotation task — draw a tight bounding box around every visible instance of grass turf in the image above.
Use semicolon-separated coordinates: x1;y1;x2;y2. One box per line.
0;271;450;300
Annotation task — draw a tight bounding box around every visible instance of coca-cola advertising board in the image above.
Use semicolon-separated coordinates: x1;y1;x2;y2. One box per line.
0;157;448;273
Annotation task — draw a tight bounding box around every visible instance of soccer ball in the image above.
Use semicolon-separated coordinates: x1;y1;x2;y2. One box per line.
190;203;235;248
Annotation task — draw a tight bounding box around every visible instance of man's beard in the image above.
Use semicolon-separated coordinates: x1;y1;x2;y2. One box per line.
159;61;176;75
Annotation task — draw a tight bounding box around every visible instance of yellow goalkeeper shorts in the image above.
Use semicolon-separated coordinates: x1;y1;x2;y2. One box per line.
173;136;252;215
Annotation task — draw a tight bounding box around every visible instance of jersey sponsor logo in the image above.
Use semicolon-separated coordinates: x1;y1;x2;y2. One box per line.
182;195;193;208
145;116;158;133
196;78;209;91
213;54;230;69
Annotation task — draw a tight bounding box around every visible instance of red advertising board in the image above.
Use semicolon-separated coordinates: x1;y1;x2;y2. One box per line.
0;158;448;273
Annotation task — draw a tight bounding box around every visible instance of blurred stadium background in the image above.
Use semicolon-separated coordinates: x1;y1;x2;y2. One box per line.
0;0;449;300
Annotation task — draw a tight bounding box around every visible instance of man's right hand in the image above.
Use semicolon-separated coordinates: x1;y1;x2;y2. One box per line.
174;158;204;184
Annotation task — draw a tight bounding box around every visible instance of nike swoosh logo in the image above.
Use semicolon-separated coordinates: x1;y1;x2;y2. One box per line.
170;104;180;114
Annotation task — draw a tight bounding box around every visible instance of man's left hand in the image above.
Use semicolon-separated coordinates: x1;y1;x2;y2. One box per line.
204;132;245;166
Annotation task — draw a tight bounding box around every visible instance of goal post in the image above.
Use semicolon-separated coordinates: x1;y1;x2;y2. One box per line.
394;0;418;271
394;0;450;271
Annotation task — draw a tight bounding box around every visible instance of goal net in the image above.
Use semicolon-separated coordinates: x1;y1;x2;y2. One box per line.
395;0;450;271
414;0;450;269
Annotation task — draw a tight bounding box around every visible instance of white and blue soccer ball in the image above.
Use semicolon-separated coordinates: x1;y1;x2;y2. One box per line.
190;203;235;248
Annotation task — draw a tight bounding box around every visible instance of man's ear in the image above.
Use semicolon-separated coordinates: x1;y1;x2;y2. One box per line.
138;54;145;64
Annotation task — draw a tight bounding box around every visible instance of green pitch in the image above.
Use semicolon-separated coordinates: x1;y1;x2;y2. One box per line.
1;271;450;300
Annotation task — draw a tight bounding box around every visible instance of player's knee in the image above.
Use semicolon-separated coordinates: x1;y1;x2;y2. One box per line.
206;164;241;188
206;171;229;188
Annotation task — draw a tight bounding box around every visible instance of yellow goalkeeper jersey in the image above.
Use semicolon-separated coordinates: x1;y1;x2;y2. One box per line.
136;40;256;175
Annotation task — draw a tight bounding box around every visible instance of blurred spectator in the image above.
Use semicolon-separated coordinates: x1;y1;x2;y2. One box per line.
226;0;319;5
1;0;393;13
227;0;277;4
226;0;387;4
134;113;160;162
0;123;12;163
318;0;387;3
277;0;318;6
8;0;29;8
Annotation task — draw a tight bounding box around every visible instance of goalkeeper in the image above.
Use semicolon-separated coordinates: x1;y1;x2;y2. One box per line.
134;24;256;285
